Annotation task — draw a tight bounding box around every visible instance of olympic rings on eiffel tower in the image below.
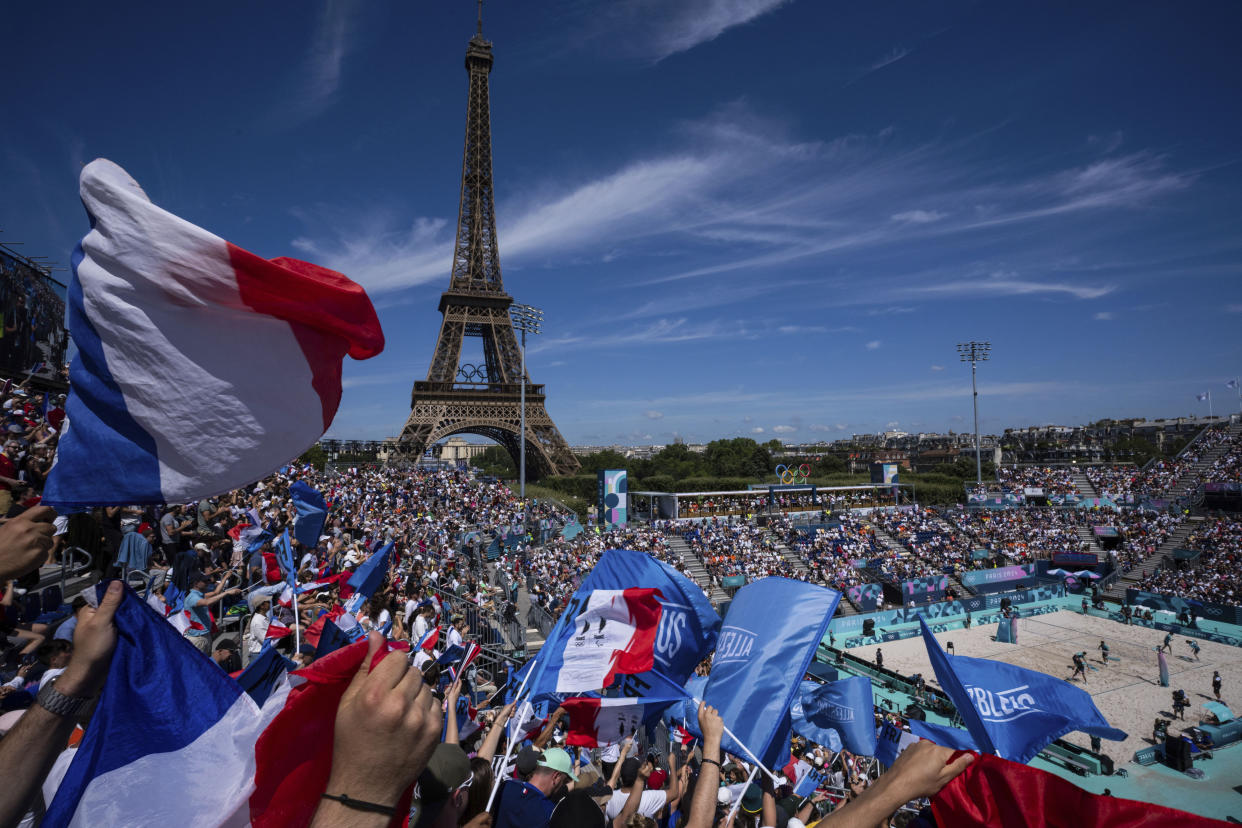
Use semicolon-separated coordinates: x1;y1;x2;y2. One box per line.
775;463;812;485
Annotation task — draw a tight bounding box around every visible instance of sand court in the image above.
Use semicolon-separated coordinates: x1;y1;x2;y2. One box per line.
848;610;1242;763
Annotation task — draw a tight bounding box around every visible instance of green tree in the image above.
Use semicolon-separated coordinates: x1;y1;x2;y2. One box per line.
576;449;631;476
703;438;771;478
475;445;516;477
297;443;328;471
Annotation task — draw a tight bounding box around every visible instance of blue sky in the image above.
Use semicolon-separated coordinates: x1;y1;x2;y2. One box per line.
4;1;1241;444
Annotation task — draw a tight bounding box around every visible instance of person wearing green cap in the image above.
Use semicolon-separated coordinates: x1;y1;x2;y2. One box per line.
493;746;577;828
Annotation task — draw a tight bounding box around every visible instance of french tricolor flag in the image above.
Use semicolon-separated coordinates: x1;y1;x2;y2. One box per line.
537;587;664;694
46;583;411;826
560;696;654;748
265;615;293;641
43;159;384;508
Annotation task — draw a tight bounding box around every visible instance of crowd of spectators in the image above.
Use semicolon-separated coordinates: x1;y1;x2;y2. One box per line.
1085;425;1233;500
1204;430;1242;484
945;508;1090;562
869;509;974;577
678;522;800;586
1137;515;1242;605
772;515;882;595
995;465;1077;495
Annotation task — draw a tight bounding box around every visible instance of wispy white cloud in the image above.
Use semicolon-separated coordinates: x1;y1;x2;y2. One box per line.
294;108;1194;309
273;0;359;124
865;340;882;350
869;46;910;72
751;427;766;434
891;209;946;224
773;425;797;433
808;424;832;432
912;271;1115;301
594;0;794;62
528;317;747;355
930;365;945;371
644;410;665;420
1094;311;1114;320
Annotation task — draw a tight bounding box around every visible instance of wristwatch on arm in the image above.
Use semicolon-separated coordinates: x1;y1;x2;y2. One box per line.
37;681;97;719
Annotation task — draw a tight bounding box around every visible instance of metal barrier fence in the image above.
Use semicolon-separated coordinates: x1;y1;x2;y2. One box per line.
527;603;557;639
429;584;526;656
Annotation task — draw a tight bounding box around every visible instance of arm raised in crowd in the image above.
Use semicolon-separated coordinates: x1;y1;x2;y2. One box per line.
0;580;123;826
532;705;566;749
686;703;725;828
606;737;634;789
310;633;442;828
475;702;515;763
817;740;973;828
612;759;651;828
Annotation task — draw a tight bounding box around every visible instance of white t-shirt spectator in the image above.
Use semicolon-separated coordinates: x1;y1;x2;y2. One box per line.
605;790;667;820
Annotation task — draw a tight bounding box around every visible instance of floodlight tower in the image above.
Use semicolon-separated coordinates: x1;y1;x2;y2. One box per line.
511;303;543;500
957;342;991;485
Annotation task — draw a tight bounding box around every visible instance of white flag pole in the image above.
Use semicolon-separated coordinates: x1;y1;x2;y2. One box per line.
726;766;759;822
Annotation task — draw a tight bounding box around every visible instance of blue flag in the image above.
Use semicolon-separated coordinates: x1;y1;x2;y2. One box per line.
917;617;1125;763
290;481;327;550
344;542;393;613
275;529;295;580
529;549;721;699
314;619;352;659
793;676;877;756
793;766;827;798
701;578;840;768
235;646;296;707
874;721;920;767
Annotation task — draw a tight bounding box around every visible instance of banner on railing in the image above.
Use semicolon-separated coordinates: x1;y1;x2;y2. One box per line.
847;583;883;611
901;575;948;604
960;564;1035;593
829;584;1066;634
1125;589;1242;625
1052;551;1099;568
722;575;746;588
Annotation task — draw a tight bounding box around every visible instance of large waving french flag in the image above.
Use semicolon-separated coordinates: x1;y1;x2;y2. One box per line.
46;583;406;826
43;159;384;508
533;587;664;695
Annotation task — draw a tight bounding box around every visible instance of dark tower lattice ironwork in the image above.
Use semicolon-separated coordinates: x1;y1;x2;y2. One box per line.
398;13;579;479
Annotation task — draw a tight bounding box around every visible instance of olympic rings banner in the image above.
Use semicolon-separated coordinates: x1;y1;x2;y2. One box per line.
775;463;812;485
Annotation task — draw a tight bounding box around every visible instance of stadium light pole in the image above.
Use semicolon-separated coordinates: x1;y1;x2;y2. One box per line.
957;342;991;485
511;303;542;501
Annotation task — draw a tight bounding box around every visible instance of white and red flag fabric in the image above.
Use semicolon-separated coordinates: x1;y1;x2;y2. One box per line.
264;616;293;641
533;587;664;695
45;583;417;827
560;697;652;748
42;159;384;508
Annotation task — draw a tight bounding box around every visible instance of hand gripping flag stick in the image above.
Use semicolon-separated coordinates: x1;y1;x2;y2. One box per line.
690;696;782;786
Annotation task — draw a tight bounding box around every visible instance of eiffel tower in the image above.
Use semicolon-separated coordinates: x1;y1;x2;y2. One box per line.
398;9;579;479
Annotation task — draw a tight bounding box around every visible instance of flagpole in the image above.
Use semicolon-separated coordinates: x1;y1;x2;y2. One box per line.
292;583;302;653
484;650;542;811
726;766;759;822
690;696;782;785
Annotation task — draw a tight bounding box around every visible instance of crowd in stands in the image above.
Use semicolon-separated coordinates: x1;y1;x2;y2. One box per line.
678;522;800;587
1204;429;1242;484
772;515;882;595
1085;425;1233;500
945;508;1090;562
1138;515;1242;605
995;465;1077;495
869;509;975;577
